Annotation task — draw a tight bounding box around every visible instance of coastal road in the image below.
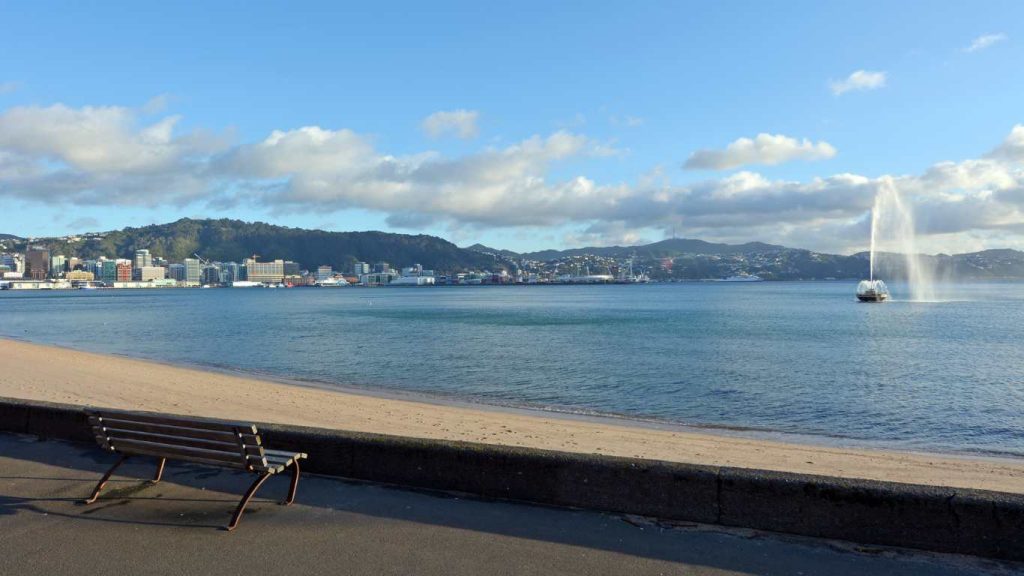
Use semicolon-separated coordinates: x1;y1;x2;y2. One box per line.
0;433;1018;576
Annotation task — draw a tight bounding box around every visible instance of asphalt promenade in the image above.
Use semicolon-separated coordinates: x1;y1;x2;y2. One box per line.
1;433;1020;576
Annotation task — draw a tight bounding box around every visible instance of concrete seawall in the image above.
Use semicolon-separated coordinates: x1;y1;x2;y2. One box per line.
2;396;1021;561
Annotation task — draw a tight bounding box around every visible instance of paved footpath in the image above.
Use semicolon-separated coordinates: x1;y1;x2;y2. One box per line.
0;433;1020;576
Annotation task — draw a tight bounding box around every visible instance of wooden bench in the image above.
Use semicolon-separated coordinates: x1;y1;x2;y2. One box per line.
85;409;307;530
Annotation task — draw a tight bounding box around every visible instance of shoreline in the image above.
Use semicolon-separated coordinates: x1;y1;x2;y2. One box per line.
7;333;1020;461
1;336;1022;493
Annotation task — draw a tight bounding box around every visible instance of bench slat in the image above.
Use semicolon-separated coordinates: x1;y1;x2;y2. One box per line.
108;438;244;466
87;410;256;434
239;434;262;447
89;416;241;443
110;445;250;470
243;444;265;458
97;428;242;452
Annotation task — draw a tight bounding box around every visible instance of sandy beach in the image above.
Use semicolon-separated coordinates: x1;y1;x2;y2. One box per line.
1;337;1021;493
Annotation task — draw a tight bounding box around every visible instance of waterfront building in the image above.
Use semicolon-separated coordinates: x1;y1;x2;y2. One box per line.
138;266;166;281
352;261;370;275
373;262;391;274
100;260;117;285
184;258;202;285
50;255;67;277
244;258;285;284
112;279;177;289
167;263;186;281
201;265;221;286
66;270;95;281
359;271;398;286
134;249;152;269
316;265;333;282
25;246;49;280
390;275;435;286
0;279;73;290
116;262;132;282
219;261;241;284
284;260;301;276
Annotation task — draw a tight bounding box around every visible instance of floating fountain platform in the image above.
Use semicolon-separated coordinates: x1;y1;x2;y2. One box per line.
857;279;889;302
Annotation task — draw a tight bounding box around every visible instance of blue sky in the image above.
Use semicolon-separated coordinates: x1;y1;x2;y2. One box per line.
1;1;1023;253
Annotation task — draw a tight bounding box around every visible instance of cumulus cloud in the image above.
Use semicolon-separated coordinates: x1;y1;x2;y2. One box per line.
421;109;479;139
830;70;886;96
3;100;1024;254
0;103;230;205
986;124;1024;162
684;133;837;170
965;33;1007;53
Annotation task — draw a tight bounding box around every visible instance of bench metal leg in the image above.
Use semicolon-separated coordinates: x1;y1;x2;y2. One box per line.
226;472;271;531
151;458;166;484
283;460;300;506
83;454;129;504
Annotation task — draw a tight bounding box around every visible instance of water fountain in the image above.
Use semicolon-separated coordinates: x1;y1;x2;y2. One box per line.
858;177;935;302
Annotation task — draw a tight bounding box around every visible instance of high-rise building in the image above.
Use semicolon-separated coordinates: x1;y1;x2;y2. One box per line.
244;258;285;284
373;262;390;274
316;265;333;282
134;249;152;269
201;265;221;286
100;260;117;284
183;258;202;285
219;261;241;284
116;262;132;282
25;246;49;280
50;255;67;277
284;261;301;276
352;261;370;275
167;263;186;281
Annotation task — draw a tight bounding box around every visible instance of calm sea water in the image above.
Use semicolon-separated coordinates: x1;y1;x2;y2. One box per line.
2;282;1023;457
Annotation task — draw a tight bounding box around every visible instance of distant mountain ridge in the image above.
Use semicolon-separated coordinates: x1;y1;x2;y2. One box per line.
510;238;787;261
468;239;1024;280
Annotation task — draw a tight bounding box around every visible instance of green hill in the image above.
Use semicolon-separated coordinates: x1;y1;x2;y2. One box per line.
32;218;500;272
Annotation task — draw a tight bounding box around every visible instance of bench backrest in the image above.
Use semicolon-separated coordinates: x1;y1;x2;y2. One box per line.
87;409;268;470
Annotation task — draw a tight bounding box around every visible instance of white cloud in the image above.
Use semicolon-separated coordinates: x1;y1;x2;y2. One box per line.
986;124;1024;162
684;133;836;170
421;109;480;139
0;103;230;205
4;100;1024;254
830;70;887;96
0;82;17;95
965;33;1007;53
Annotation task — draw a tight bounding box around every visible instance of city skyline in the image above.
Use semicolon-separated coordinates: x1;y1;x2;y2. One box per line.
1;2;1023;254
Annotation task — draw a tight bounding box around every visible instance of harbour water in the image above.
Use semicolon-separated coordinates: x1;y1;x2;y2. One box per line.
2;282;1023;457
